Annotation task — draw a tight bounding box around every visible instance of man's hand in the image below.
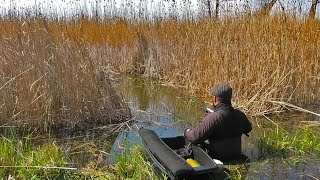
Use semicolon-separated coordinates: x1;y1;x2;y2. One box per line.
206;107;213;113
184;128;191;136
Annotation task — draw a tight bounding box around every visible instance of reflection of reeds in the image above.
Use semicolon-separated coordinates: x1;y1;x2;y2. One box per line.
0;19;130;131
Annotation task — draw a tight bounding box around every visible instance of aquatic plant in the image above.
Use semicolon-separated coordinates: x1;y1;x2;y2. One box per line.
0;1;319;129
224;163;250;180
259;125;320;157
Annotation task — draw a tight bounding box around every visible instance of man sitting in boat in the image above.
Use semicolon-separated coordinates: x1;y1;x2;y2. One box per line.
184;83;252;161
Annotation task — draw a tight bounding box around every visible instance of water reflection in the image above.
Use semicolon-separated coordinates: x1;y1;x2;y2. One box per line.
107;76;204;164
246;158;320;180
115;76;204;128
109;76;203;152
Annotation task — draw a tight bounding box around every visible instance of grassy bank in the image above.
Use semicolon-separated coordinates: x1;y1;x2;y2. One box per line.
223;120;320;180
1;125;319;180
0;132;160;180
0;132;79;179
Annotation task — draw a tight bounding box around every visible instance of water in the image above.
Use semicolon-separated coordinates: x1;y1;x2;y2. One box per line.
106;76;204;163
108;77;203;157
107;76;320;179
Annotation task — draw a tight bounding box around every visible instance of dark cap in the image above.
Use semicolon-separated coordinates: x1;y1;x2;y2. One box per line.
210;83;232;101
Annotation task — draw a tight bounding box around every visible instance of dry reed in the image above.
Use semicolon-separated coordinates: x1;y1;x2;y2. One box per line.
0;15;319;126
0;19;131;131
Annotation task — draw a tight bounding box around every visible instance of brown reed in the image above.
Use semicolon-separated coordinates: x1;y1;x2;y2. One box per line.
0;19;131;131
0;16;319;127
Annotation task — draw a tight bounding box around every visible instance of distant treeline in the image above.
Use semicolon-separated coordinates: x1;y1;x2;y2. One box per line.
0;0;319;21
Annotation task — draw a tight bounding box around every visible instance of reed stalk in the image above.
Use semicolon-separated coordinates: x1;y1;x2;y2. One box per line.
0;19;131;131
2;17;319;120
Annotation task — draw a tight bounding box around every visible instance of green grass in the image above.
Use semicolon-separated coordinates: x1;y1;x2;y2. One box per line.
114;146;165;180
0;132;162;180
224;124;320;180
222;123;320;180
0;132;112;179
0;133;70;179
1;123;319;179
259;125;320;157
224;163;250;180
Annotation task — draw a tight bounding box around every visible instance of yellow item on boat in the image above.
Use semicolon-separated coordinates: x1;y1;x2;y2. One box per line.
186;158;200;167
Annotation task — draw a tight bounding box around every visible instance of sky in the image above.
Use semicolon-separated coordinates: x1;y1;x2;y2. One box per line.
0;0;319;20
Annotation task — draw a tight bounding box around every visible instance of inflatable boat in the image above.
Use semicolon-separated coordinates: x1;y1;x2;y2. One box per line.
138;129;224;180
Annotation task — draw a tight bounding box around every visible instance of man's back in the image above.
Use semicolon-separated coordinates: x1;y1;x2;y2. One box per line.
184;82;252;160
208;104;251;141
184;103;252;160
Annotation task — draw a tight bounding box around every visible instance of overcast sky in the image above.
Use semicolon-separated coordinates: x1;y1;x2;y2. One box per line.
0;0;319;20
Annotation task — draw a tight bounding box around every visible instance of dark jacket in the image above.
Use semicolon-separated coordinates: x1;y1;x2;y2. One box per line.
184;102;252;145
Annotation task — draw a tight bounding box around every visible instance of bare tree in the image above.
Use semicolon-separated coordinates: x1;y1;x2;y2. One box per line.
207;0;212;17
309;0;320;19
202;0;214;18
256;0;277;17
215;0;219;19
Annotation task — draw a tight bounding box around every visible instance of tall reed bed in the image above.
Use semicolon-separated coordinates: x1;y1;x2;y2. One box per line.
2;16;316;114
113;17;319;113
0;19;130;131
0;16;319;128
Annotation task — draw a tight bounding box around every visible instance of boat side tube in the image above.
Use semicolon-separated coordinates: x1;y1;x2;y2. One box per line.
139;129;193;179
139;129;224;179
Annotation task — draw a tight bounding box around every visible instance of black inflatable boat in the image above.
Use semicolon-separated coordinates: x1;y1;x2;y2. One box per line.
138;129;224;180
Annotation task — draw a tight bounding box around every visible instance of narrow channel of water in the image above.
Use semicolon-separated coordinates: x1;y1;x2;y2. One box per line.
108;76;205;163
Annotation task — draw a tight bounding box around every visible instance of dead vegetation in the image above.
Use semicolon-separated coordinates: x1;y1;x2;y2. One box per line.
0;6;319;127
0;19;131;131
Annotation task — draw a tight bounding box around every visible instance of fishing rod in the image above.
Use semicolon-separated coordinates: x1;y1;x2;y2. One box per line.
189;97;214;113
175;89;213;113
